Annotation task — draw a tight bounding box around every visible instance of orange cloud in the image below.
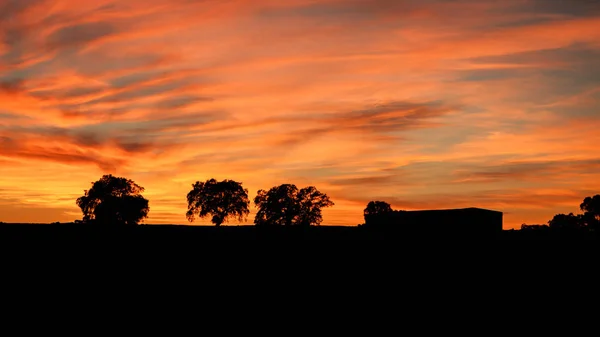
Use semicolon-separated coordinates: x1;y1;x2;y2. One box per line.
1;0;599;228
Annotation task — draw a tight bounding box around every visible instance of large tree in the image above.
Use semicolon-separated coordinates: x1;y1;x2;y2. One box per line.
186;178;250;226
76;174;149;226
296;186;335;227
363;201;393;224
254;184;333;226
254;184;299;226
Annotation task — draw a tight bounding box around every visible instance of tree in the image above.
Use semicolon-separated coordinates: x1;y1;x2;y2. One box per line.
76;174;149;226
580;195;600;218
186;178;250;226
254;184;299;226
254;184;334;226
580;195;600;230
363;201;393;224
296;186;335;227
548;213;583;231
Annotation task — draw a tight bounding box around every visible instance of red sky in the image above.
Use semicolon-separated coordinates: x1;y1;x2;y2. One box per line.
1;0;599;228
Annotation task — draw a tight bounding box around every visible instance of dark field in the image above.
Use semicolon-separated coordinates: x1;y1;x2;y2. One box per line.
1;223;596;277
1;223;597;241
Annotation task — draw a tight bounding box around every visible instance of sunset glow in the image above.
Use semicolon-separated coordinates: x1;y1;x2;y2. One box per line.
1;0;599;228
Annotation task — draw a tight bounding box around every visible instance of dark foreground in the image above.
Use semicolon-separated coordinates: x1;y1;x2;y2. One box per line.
3;223;597;265
1;224;597;283
1;223;599;242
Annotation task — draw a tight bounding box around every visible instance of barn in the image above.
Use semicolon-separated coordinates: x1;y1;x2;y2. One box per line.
364;207;503;236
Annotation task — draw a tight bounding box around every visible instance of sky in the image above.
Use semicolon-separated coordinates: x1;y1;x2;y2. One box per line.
0;0;599;228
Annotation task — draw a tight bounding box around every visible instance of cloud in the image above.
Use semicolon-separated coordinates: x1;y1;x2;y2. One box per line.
328;175;396;187
209;100;453;148
47;22;116;50
0;112;22;120
0;0;41;20
0;109;223;166
0;138;121;173
519;0;600;17
453;159;600;183
0;197;73;223
0;0;599;228
0;78;26;94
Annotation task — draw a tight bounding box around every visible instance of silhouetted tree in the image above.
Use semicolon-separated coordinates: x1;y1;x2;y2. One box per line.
580;195;600;218
254;184;299;226
76;174;149;226
580;195;600;230
548;213;583;231
186;179;250;226
363;201;393;224
296;186;335;227
254;184;333;226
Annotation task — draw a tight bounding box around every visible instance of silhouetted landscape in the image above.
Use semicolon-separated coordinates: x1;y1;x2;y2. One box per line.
2;1;599;250
2;221;599;241
1;174;599;242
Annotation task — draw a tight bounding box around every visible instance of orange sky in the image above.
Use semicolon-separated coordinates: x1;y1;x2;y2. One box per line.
1;0;599;228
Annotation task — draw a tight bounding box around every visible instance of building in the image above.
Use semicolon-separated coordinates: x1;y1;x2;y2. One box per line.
364;207;503;236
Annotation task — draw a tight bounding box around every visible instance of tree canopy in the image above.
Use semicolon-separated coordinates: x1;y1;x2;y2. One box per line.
545;194;600;232
296;186;335;227
363;201;393;224
254;184;333;226
580;195;600;215
76;174;149;226
186;178;250;226
580;195;600;224
548;213;583;231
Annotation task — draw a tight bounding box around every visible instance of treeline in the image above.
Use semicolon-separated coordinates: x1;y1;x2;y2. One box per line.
75;174;335;226
6;173;599;233
521;195;600;233
73;175;406;227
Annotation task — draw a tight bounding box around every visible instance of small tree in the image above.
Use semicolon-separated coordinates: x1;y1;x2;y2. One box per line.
186;178;250;226
76;174;149;226
254;184;333;226
363;201;393;224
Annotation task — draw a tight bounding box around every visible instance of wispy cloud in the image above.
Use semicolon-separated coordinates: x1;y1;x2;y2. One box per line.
0;0;599;227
